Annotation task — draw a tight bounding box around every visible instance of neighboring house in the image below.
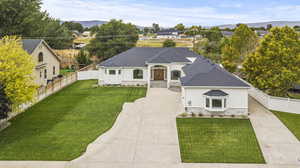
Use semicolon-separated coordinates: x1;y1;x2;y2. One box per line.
156;29;182;39
82;31;93;38
72;30;81;38
22;39;61;86
98;47;250;116
255;30;268;37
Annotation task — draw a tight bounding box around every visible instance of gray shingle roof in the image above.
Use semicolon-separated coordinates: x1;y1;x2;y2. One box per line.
181;57;250;87
204;90;228;96
22;39;42;54
99;47;198;67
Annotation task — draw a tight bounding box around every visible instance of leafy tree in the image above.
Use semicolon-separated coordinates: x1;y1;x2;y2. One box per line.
202;27;223;42
266;24;273;30
0;0;42;36
231;24;258;62
175;23;185;31
87;19;139;61
163;39;176;47
185;26;202;36
243;27;300;97
152;23;160;33
76;50;92;68
0;36;37;108
62;21;84;33
221;38;240;72
89;25;100;36
0;0;73;49
0;84;11;119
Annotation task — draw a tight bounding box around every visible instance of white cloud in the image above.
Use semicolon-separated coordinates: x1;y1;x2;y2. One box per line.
41;0;300;27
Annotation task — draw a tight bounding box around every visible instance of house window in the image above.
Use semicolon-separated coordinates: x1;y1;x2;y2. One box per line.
118;70;121;75
44;69;47;79
204;90;228;111
171;70;181;80
133;69;143;79
38;52;43;62
53;66;56;75
109;70;116;75
206;98;210;108
212;99;223;108
40;71;42;78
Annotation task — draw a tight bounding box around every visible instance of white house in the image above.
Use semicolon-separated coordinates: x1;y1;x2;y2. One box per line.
156;29;182;39
98;47;250;116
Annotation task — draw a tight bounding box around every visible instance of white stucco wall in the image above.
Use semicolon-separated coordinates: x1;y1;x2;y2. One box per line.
182;87;249;115
99;67;148;85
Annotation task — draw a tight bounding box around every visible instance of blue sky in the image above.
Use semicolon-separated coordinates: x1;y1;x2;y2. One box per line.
42;0;300;27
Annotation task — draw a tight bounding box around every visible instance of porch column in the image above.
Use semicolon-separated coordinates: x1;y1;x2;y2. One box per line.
147;65;151;89
167;65;170;88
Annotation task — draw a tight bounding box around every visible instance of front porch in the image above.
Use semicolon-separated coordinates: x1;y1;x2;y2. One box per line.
147;64;182;88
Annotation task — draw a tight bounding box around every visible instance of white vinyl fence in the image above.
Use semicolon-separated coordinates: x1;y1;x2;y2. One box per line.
249;87;300;114
77;70;99;80
235;75;300;114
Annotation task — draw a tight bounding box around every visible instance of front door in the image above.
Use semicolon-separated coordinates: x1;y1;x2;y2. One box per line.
154;69;165;80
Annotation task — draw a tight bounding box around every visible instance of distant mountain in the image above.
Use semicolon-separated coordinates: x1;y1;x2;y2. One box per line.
70;20;107;28
216;21;300;29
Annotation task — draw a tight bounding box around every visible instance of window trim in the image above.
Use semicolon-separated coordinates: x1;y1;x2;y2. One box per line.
133;69;143;79
204;95;228;111
171;70;181;80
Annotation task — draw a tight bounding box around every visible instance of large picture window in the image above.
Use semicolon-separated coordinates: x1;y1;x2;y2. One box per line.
171;70;181;80
204;90;228;111
133;69;143;79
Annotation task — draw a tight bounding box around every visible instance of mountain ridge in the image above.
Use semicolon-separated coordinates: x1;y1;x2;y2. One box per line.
216;21;300;29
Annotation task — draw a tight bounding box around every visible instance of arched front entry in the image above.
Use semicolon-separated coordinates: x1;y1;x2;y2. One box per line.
151;65;167;81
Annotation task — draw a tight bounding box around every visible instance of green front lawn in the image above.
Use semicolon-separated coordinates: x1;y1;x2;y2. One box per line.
0;80;146;160
272;111;300;141
177;118;265;163
60;68;75;76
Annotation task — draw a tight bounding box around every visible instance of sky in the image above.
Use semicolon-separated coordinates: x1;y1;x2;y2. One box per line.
41;0;300;27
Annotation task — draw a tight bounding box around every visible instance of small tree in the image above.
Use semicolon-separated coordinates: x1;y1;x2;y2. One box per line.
243;26;300;96
76;50;92;68
0;36;37;109
231;24;258;62
221;38;240;73
163;39;176;47
175;23;185;31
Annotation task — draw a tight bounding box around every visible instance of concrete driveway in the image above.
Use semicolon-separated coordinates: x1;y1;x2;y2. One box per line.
71;88;182;168
249;97;300;167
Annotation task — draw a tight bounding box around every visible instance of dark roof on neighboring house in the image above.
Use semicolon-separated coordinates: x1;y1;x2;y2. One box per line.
22;39;61;62
99;47;198;67
181;57;250;87
22;39;43;54
157;29;181;35
204;90;228;96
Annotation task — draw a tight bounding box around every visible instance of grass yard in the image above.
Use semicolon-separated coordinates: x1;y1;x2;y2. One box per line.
177;118;265;163
60;68;76;76
0;80;146;160
136;39;193;48
272;111;300;141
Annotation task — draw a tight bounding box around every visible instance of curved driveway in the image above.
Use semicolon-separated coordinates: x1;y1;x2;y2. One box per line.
71;88;182;168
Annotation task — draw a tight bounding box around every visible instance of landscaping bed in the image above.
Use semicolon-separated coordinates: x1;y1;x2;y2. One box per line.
272;110;300;141
176;118;265;163
0;80;146;160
